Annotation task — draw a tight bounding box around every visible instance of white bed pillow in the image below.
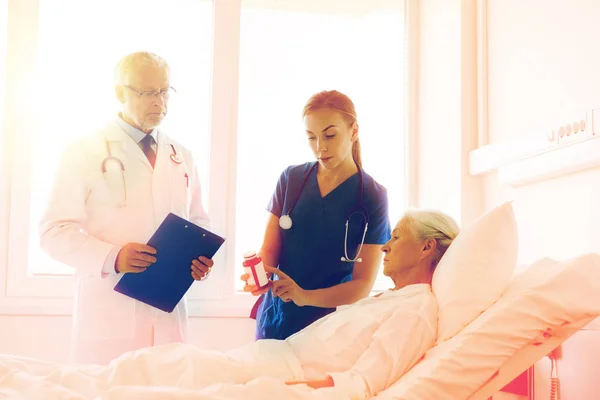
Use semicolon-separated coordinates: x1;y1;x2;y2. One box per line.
373;253;600;400
432;201;518;343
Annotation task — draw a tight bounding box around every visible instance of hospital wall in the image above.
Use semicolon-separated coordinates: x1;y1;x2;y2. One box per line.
483;1;600;398
414;0;483;227
416;0;600;398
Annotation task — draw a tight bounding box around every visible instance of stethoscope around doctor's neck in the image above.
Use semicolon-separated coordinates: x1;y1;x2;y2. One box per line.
278;161;369;263
101;138;184;206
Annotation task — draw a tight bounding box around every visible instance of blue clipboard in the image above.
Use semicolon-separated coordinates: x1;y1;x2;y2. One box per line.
114;213;225;313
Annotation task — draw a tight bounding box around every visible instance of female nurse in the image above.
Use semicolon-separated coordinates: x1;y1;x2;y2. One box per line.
242;90;391;340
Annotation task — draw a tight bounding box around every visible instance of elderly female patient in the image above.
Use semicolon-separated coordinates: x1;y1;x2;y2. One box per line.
1;210;459;400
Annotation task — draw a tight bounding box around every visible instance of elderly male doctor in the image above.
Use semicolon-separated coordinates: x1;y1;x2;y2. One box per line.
39;51;214;365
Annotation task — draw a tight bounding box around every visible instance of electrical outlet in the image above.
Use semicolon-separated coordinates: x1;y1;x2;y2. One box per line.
557;111;588;144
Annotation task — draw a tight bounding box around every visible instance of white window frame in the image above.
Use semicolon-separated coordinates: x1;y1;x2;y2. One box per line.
0;0;411;316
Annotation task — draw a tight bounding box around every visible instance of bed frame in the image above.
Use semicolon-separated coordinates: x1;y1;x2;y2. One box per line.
467;317;594;400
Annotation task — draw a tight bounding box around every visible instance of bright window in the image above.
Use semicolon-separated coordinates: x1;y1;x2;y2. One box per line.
27;0;213;275
0;1;6;144
234;1;406;291
2;0;409;314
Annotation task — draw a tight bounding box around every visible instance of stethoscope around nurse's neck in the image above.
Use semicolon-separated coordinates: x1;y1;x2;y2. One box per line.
278;161;369;263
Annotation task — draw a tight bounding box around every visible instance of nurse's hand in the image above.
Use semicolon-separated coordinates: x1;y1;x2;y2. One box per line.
265;266;310;307
191;256;214;281
115;243;157;273
240;273;272;296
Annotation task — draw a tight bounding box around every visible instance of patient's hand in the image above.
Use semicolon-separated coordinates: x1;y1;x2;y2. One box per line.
266;266;310;307
285;376;334;389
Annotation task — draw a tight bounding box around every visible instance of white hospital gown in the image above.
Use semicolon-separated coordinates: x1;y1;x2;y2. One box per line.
288;283;437;399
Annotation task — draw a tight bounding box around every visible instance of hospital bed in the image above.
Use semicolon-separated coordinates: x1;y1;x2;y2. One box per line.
467;318;589;400
3;254;594;400
367;201;600;399
2;203;599;400
372;253;600;400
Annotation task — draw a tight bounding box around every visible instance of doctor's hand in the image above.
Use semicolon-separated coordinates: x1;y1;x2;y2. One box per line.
191;256;214;281
265;266;310;307
115;243;157;274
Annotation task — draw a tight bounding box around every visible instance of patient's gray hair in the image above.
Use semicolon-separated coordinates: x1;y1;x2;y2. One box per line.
114;51;170;85
404;210;459;269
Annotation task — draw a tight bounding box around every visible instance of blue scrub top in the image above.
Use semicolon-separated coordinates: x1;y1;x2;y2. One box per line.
254;162;391;340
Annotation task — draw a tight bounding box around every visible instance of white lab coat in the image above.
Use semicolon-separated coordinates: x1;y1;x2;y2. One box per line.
39;120;210;365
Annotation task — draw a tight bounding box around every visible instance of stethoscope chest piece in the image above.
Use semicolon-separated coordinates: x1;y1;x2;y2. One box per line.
170;153;183;164
279;215;293;230
169;144;183;164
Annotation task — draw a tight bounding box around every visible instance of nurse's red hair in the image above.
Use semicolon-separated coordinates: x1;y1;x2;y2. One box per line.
302;90;362;168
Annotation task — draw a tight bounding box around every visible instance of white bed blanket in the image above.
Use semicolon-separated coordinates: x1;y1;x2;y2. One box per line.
0;342;349;400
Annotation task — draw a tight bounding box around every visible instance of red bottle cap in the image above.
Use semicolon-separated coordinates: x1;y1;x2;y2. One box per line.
243;251;257;259
243;251;261;267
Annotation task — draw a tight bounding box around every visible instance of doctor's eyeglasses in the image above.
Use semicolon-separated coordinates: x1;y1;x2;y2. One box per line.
124;85;177;100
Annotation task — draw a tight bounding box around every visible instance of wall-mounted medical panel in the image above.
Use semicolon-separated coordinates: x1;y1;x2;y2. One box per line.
469;109;600;186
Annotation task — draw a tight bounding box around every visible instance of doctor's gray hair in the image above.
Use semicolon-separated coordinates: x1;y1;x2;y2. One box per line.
114;51;170;85
403;210;460;269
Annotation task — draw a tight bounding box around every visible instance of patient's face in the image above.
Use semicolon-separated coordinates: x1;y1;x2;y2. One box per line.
382;219;424;278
